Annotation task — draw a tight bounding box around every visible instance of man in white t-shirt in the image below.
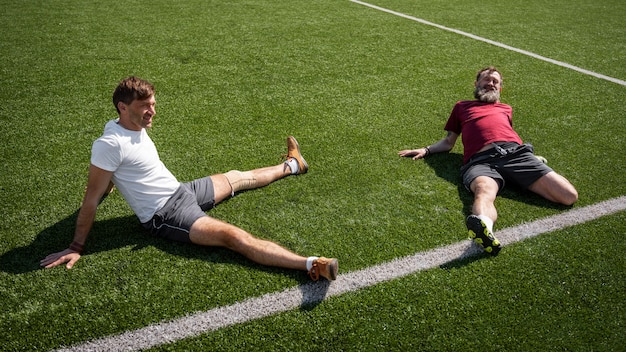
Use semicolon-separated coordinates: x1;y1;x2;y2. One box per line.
41;76;338;281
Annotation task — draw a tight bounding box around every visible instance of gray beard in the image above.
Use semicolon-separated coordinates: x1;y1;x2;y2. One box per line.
474;87;500;103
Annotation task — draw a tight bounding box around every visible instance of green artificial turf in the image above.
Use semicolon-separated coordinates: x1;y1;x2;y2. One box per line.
0;0;624;350
152;212;626;352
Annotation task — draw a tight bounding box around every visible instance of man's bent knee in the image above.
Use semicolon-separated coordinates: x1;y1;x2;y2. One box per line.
470;176;500;195
561;186;578;206
223;170;258;193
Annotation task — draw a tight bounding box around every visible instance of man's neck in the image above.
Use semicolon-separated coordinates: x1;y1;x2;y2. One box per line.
116;117;143;132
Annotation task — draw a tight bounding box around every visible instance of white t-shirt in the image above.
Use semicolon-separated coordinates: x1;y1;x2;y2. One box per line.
91;119;180;223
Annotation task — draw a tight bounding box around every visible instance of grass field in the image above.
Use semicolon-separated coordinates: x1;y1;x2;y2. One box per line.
1;0;625;351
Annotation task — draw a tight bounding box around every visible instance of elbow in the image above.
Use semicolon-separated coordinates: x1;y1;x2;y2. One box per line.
442;144;454;153
441;139;456;153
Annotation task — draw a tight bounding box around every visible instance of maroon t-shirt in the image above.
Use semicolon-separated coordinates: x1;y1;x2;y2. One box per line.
444;100;523;164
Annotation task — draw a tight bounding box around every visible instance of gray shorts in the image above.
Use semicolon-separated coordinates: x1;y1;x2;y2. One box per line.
461;143;553;193
142;176;216;243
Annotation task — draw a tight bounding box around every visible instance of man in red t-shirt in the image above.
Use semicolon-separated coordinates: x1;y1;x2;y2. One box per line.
399;67;578;255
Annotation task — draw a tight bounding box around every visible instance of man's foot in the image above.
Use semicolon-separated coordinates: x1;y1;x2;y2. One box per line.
308;257;338;281
287;136;308;174
466;215;501;255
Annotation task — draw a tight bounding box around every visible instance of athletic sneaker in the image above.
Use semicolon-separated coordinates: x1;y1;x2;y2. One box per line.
286;136;308;174
466;215;501;255
308;257;338;281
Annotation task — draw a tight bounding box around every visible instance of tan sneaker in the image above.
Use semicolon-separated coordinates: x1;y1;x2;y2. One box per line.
308;257;338;281
287;136;308;174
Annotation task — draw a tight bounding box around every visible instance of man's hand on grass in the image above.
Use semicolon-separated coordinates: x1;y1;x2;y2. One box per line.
40;249;81;269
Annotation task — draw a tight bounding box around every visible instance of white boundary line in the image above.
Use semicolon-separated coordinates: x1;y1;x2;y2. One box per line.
56;196;626;351
350;0;626;87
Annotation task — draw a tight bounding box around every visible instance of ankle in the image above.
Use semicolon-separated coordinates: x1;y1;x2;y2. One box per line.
476;214;494;233
285;158;299;174
306;256;319;271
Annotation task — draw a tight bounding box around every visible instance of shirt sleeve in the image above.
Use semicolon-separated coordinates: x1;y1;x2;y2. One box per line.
91;138;121;172
443;101;463;134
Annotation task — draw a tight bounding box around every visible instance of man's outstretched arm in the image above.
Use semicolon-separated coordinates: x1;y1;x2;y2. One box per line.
40;164;114;269
398;131;459;160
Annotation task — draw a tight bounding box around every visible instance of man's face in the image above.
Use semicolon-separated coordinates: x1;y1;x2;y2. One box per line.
474;71;502;103
120;95;156;131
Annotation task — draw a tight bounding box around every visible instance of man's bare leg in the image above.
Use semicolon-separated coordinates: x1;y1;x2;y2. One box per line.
528;171;578;206
470;176;499;223
189;216;338;280
212;136;309;204
212;164;291;204
467;176;501;255
189;216;306;269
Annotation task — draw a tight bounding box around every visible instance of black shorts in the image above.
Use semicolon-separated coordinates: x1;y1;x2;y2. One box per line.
141;176;216;243
461;143;553;193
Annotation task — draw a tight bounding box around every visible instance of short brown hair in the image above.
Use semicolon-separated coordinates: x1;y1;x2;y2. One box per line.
476;66;502;83
112;76;155;114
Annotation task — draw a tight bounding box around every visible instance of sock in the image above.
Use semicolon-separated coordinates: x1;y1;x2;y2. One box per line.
285;158;299;174
306;256;318;271
477;215;494;233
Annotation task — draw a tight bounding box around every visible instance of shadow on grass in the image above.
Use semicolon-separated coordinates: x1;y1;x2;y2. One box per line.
0;207;308;286
439;244;494;270
299;280;331;311
0;209;138;274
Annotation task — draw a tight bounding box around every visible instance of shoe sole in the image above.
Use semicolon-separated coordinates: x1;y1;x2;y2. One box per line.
326;258;338;280
466;215;501;255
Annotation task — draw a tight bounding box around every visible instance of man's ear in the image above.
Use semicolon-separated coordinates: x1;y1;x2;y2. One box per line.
117;101;127;113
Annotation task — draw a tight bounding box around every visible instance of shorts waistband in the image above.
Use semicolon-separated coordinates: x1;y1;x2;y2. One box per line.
469;142;521;162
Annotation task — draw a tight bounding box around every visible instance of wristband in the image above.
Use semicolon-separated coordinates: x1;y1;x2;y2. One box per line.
424;146;431;156
69;241;84;254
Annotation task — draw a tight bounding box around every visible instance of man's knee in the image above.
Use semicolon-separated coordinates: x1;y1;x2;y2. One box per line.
223;170;258;193
470;176;500;195
190;216;252;248
564;191;578;206
560;184;578;206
